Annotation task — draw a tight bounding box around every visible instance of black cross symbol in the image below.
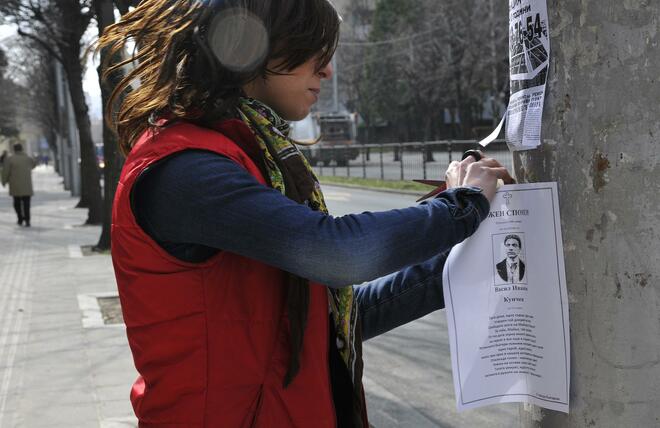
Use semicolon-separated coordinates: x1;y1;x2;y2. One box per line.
503;192;513;206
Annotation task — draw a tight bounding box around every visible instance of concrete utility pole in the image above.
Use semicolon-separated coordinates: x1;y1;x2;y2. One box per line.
514;1;660;427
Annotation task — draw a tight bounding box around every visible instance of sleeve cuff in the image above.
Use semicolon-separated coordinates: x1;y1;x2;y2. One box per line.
437;186;490;224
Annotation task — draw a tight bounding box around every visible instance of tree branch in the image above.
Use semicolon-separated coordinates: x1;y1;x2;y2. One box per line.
16;28;65;64
113;0;139;15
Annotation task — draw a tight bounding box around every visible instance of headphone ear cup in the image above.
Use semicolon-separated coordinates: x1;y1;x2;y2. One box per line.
205;7;269;73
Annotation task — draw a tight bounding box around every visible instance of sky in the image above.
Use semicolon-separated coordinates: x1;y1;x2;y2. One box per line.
0;24;14;40
0;23;103;119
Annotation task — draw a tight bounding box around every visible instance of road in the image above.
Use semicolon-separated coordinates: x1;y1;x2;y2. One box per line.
322;185;519;428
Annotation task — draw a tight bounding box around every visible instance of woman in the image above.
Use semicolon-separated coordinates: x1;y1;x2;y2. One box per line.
100;1;511;426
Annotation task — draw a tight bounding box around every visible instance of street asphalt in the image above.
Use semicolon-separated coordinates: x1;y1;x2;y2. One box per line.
0;167;518;428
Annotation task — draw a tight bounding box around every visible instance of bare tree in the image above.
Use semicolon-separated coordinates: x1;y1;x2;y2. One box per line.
1;0;103;224
5;40;60;166
339;0;508;142
0;47;22;139
337;0;380;144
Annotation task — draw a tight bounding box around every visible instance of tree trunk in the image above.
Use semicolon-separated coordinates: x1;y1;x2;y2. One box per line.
453;69;468;139
64;57;103;224
94;0;123;250
423;113;434;162
45;127;58;172
516;1;660;427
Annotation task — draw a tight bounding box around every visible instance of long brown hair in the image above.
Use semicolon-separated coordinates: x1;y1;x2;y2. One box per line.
98;0;340;155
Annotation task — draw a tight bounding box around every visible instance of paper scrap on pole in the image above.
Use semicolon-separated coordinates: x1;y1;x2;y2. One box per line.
506;0;550;150
442;183;570;413
478;113;506;148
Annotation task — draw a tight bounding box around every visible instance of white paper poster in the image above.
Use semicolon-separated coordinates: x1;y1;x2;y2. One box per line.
442;183;569;413
506;0;550;150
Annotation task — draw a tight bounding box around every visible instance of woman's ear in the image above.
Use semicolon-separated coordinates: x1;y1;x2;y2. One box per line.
242;76;267;100
242;79;257;99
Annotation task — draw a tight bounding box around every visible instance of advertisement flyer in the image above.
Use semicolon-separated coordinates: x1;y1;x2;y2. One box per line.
506;0;550;150
442;183;569;412
479;0;550;150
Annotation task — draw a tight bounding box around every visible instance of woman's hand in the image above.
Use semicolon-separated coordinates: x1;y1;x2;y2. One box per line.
445;153;515;202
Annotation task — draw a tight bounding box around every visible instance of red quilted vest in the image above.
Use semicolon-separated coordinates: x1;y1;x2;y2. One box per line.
111;120;336;427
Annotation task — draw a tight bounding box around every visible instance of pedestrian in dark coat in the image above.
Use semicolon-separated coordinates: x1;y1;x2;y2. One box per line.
2;144;36;227
0;150;7;179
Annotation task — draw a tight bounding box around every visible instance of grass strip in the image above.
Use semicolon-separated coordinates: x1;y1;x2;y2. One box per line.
318;176;431;192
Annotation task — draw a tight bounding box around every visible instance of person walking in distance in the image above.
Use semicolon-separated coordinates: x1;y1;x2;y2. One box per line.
0;150;7;181
2;144;36;227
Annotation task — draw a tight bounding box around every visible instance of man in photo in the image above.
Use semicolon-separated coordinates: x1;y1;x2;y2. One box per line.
496;234;526;283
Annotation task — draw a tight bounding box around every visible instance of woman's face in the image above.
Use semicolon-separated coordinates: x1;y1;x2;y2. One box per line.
243;56;333;121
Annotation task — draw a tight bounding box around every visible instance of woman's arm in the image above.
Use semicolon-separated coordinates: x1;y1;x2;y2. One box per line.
134;150;489;288
355;251;448;341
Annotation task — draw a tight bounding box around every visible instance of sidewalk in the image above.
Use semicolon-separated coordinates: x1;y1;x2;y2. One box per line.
0;166;137;428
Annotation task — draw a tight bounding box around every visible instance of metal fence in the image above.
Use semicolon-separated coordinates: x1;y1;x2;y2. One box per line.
307;140;513;181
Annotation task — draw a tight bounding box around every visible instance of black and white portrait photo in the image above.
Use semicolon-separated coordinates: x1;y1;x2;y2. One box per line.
493;233;527;285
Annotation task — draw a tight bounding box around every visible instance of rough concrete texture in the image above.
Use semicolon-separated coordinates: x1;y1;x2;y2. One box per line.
514;1;660;427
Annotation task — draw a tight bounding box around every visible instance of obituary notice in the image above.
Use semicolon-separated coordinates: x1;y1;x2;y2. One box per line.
442;183;569;413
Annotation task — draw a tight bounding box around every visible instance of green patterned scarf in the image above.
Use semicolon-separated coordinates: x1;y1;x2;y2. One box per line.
238;98;366;424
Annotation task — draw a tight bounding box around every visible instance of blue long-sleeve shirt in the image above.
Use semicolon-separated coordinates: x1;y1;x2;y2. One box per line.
132;150;489;340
